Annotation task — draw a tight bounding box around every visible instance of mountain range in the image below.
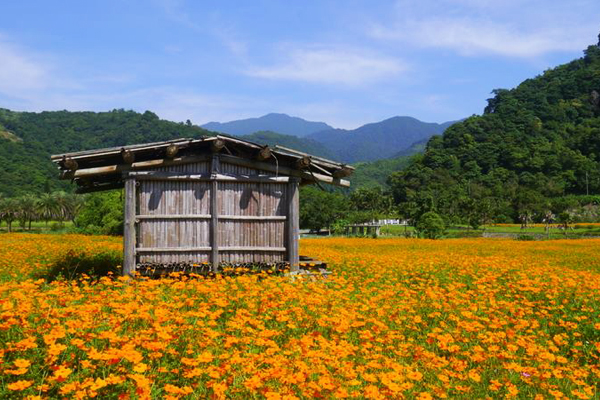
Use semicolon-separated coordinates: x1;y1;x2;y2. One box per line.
307;117;457;162
203;114;457;163
202;113;333;138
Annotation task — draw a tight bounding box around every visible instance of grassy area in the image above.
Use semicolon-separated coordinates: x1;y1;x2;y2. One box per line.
379;223;600;239
0;220;75;233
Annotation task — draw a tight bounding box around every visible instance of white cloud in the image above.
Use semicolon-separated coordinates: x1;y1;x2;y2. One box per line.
372;18;593;57
0;34;84;108
246;46;407;85
371;0;599;58
0;36;48;95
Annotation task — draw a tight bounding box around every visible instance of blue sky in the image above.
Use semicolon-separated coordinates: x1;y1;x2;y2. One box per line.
0;0;598;129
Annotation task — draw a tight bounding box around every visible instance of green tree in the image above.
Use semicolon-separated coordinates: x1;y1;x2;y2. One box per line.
62;193;86;223
415;211;446;239
299;187;348;232
347;186;395;223
75;191;124;235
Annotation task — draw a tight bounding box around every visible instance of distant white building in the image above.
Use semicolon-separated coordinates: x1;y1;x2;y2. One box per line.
372;219;407;226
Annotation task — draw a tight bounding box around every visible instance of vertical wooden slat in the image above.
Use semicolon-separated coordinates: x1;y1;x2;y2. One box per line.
210;155;220;272
287;178;300;272
123;178;136;276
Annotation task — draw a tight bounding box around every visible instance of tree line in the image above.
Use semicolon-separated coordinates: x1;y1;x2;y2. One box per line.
0;192;84;232
299;185;600;235
0;190;124;235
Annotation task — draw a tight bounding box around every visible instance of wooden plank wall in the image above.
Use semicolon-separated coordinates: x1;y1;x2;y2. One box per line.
134;159;291;267
137;161;211;263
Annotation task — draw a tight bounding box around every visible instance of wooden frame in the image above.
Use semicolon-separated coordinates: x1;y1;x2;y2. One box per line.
123;178;137;276
210;155;220;272
287;178;300;272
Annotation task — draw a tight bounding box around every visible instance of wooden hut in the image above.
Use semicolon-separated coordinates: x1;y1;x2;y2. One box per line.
51;135;353;275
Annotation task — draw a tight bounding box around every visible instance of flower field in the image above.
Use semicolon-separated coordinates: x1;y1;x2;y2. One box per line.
1;234;599;399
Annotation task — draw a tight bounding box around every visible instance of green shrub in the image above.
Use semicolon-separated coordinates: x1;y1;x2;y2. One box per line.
415;211;446;239
75;191;123;235
331;219;349;235
41;250;122;281
516;234;536;241
50;222;65;231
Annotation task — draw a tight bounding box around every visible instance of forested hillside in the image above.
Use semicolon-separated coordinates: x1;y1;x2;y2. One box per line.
389;43;600;223
349;156;413;189
0;109;210;196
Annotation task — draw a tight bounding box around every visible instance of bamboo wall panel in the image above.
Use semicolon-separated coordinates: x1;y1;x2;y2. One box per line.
138;180;211;216
217;162;288;263
217;182;287;216
134;160;291;267
138;219;210;248
137;174;211;264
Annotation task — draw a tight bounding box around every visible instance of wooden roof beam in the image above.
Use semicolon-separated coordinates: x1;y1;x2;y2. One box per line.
51;138;193;161
295;156;311;169
63;154;211;180
273;144;352;170
219;154;350;188
256;145;272;161
333;165;354;178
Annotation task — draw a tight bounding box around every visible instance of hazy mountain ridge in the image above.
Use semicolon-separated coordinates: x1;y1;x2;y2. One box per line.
202;113;333;137
308;116;457;163
204;114;458;164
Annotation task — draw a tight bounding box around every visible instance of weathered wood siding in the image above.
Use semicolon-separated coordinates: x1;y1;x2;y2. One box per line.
133;159;292;266
137;161;211;263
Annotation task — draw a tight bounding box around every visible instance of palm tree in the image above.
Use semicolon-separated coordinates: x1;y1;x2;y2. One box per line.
18;195;39;230
0;194;4;230
53;191;69;223
0;198;18;232
62;193;86;223
37;193;57;226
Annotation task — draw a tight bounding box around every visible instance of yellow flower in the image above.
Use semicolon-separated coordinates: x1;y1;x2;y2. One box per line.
14;359;31;369
407;371;423;381
7;380;33;391
133;363;148;373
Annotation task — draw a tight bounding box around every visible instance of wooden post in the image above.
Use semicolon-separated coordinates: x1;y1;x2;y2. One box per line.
210;155;220;272
123;178;136;276
287;178;300;272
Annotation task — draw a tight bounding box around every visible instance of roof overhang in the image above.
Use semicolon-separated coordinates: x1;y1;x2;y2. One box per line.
51;135;354;193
